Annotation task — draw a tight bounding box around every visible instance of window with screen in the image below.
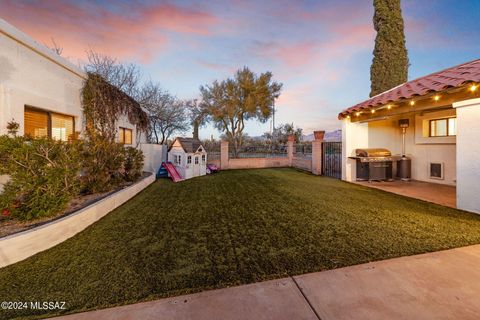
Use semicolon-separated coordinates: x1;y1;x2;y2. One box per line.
24;107;74;141
429;117;456;137
119;127;133;145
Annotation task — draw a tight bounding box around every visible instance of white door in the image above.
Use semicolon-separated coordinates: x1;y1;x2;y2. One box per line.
193;156;200;176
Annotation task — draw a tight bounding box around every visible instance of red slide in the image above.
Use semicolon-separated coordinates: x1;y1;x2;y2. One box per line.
162;162;183;182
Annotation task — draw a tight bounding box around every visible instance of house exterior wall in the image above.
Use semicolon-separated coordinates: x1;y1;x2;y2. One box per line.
341;120;369;181
0;19;144;146
453;98;480;213
0;19;86;136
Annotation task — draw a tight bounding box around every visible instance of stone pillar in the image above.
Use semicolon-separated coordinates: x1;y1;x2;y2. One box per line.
287;135;294;167
311;131;324;175
453;98;480;214
220;140;229;170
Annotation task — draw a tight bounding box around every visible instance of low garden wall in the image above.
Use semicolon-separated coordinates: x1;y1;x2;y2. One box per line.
228;157;289;169
141;143;167;173
0;173;155;268
292;156;312;172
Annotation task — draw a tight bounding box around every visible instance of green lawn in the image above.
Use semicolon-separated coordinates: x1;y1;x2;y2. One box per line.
3;168;480;319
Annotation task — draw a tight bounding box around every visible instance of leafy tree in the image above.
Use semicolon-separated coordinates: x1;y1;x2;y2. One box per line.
370;0;409;97
186;99;208;140
200;67;282;156
139;82;189;144
264;123;303;144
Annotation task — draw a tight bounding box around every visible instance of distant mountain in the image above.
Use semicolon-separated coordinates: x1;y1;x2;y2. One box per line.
302;130;341;142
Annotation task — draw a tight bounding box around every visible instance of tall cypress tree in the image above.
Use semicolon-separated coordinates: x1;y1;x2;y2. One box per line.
370;0;409;97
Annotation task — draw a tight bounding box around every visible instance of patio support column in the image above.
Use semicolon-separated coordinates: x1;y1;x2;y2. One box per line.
311;131;324;175
342;118;369;182
287;135;294;167
453;98;480;214
220;140;229;170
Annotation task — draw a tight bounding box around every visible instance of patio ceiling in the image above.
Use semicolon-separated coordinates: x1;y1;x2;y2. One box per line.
339;59;480;120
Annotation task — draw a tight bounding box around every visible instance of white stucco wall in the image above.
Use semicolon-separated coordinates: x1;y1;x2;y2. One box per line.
0;19;86;136
140;143;167;173
453;98;480;213
341;119;369;181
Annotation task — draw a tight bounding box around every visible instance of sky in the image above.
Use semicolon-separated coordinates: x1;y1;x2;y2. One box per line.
1;0;479;139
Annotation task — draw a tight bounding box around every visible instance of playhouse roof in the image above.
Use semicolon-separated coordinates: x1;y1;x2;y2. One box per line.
338;58;480;119
170;137;204;153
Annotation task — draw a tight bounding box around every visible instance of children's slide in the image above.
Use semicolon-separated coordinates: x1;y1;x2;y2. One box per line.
162;162;183;182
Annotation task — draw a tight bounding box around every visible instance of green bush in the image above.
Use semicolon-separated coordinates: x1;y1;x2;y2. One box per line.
0;136;82;220
123;146;144;182
80;134;126;194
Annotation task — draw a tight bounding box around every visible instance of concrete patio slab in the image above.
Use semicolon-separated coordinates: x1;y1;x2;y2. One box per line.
51;278;318;320
294;245;480;320
354;180;456;208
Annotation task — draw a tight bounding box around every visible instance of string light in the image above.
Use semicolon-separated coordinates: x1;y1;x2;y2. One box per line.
410;100;415;106
347;115;350;119
387;104;392;110
371;109;376;114
355;112;361;117
434;95;440;101
470;84;478;92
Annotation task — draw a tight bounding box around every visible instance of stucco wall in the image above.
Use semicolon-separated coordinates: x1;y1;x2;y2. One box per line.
453;98;480;213
228;157;289;169
367;110;456;186
292;156;312;172
140;143;167;173
0;19;86;136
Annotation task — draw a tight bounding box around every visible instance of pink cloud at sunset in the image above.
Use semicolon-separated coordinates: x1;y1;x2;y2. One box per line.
0;1;219;62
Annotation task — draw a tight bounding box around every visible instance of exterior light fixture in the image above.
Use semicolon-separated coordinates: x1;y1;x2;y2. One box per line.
434;95;440;101
470;84;478;92
371;109;376;114
347;115;351;119
387;104;392;110
355;112;361;117
409;101;415;106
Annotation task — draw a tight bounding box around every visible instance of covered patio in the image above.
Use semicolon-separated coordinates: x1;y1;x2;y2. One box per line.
339;59;480;213
355;180;456;208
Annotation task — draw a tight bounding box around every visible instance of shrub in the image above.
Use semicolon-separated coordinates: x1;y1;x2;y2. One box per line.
123;147;144;182
0;136;82;220
80;134;126;194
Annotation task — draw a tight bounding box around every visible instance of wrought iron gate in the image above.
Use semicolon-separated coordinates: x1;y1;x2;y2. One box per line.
322;142;342;179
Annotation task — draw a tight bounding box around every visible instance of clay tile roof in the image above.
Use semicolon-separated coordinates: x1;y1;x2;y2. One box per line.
338;59;480;119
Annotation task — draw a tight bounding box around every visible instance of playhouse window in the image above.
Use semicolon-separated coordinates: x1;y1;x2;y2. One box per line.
195;156;199;164
202;155;206;163
187;156;192;164
176;155;182;165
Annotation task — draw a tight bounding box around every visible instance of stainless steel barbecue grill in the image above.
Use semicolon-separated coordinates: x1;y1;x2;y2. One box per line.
351;148;394;181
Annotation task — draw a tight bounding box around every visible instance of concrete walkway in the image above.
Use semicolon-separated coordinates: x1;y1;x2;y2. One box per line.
52;245;480;320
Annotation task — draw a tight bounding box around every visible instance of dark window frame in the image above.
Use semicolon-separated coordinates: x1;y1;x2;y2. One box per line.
429;117;456;137
24;105;75;141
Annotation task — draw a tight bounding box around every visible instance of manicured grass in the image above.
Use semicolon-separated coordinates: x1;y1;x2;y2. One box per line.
2;168;480;319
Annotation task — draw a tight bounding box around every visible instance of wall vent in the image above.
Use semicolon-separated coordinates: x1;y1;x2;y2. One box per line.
429;162;444;180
